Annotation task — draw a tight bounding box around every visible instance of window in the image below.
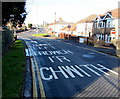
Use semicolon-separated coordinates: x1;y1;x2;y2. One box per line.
99;22;102;27
108;21;110;27
103;22;105;27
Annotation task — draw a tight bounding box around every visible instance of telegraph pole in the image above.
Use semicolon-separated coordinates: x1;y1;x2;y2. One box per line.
54;12;56;34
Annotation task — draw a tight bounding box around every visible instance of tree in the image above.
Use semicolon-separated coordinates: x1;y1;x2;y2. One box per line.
2;2;27;27
28;23;32;29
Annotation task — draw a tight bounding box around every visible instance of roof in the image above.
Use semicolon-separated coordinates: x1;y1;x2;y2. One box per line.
49;23;54;25
77;14;97;23
56;18;73;24
99;15;105;19
61;24;77;31
93;8;120;21
108;8;120;18
49;18;74;25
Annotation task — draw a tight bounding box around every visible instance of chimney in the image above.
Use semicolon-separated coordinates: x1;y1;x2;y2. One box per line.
107;11;112;15
59;18;63;21
54;20;56;23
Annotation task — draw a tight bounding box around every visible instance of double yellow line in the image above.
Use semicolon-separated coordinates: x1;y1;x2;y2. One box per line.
26;41;46;98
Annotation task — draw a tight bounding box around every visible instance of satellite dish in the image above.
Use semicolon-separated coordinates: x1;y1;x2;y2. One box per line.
67;25;71;28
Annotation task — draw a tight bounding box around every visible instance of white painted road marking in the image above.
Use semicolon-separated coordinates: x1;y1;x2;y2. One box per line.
38;50;74;56
48;56;71;63
97;64;118;75
81;65;101;76
56;56;71;62
25;49;29;56
48;57;55;63
75;65;91;77
39;64;118;80
90;64;110;75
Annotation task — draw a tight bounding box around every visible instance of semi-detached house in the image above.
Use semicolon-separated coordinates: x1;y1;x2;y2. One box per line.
93;8;120;44
76;14;97;37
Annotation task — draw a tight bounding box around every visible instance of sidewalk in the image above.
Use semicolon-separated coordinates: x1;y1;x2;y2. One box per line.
57;38;117;57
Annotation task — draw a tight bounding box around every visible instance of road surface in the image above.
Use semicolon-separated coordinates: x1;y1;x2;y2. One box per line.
18;30;120;98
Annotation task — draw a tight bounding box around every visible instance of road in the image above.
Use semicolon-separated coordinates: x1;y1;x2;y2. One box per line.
18;30;120;98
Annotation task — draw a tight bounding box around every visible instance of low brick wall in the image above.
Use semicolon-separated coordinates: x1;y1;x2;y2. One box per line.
93;39;105;47
116;40;120;57
111;39;120;57
69;36;79;42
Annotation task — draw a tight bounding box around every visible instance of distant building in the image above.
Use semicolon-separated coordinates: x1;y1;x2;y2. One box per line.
76;14;97;37
60;24;77;35
48;18;73;34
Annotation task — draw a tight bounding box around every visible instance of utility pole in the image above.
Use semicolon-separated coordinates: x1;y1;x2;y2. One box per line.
85;21;87;37
54;12;56;34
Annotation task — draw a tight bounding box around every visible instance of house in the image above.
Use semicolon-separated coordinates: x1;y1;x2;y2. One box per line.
48;18;73;35
76;14;97;37
93;8;120;44
60;24;77;35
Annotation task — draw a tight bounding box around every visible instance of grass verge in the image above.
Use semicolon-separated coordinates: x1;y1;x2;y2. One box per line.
2;40;25;98
32;33;49;37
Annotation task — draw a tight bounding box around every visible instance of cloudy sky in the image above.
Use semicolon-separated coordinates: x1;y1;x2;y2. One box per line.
24;0;119;25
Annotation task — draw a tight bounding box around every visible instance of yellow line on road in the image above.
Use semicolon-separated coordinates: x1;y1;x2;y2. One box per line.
26;41;46;98
33;56;46;98
31;59;38;98
26;41;38;98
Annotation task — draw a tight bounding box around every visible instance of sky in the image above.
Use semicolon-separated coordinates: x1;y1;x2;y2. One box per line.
24;0;120;25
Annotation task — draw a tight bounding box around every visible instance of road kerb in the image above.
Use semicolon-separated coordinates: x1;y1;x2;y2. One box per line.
26;41;38;98
26;41;46;98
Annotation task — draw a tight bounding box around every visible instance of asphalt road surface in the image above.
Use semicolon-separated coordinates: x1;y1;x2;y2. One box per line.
18;30;120;98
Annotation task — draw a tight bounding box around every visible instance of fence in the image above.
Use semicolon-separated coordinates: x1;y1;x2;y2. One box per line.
2;27;14;52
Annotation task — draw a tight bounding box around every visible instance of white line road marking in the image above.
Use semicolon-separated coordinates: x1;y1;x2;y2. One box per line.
56;56;71;62
44;47;47;49
38;50;74;56
62;65;84;77
38;52;42;55
48;56;71;63
48;44;55;49
39;47;41;49
97;64;118;75
49;66;69;79
25;49;29;56
34;51;37;56
33;47;36;50
40;67;53;80
75;65;91;77
39;44;48;46
48;57;55;63
80;65;101;76
39;64;118;80
90;64;110;75
50;46;55;49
